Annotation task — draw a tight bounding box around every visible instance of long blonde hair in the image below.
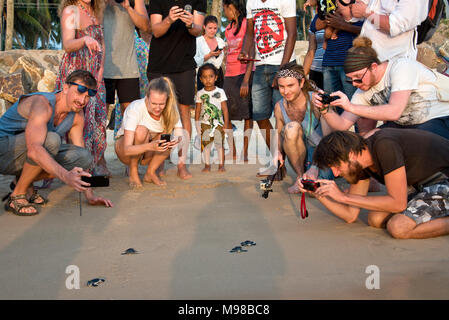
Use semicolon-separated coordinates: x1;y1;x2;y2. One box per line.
59;0;104;21
146;77;180;134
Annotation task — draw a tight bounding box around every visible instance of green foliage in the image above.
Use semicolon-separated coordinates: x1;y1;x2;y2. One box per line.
11;0;61;49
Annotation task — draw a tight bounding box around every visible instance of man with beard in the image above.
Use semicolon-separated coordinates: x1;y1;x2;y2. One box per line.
299;129;449;239
0;70;113;216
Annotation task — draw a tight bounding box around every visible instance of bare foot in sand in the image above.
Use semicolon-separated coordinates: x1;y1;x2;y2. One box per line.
177;165;192;180
144;172;167;186
287;183;301;194
129;180;143;189
202;164;211;173
218;165;225;173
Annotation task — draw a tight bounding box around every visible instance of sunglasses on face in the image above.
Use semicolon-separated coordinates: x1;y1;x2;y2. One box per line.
346;67;369;84
67;82;97;97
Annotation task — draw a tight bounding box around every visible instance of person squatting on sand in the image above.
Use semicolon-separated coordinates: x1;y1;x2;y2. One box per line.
273;63;333;194
114;77;183;188
298;129;449;239
312;37;449;139
0;70;113;216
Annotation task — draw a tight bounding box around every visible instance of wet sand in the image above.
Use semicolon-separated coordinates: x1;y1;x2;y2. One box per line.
1;126;449;299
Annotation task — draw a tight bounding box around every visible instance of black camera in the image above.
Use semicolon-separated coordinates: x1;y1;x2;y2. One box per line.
318;93;339;105
301;179;320;192
260;178;274;199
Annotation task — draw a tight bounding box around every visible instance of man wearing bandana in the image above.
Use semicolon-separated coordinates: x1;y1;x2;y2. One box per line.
274;64;333;194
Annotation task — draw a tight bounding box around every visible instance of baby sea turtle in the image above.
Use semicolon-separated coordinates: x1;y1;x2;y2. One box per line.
241;240;256;247
229;246;248;253
121;248;139;255
87;278;105;287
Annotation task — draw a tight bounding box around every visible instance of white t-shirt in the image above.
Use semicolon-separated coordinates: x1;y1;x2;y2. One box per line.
246;0;297;66
195;87;227;126
116;98;182;137
351;58;449;126
194;36;226;70
360;0;427;62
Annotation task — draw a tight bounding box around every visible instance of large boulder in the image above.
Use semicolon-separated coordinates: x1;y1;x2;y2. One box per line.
0;72;24;103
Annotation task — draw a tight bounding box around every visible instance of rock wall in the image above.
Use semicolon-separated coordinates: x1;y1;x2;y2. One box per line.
0;50;63;110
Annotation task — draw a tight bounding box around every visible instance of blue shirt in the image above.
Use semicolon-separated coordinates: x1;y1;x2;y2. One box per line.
311;18;364;67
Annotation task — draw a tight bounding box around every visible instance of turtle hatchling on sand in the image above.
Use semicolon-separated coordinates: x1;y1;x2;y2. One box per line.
87;278;105;287
241;240;256;247
229;246;248;253
121;248;139;255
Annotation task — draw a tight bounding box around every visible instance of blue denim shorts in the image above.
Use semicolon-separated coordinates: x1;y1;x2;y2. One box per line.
251;65;282;121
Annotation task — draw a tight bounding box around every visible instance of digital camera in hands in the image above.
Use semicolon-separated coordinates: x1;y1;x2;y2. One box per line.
301;179;320;192
318;93;339;105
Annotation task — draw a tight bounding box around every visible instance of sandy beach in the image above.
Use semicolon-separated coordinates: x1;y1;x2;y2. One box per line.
1;125;449;300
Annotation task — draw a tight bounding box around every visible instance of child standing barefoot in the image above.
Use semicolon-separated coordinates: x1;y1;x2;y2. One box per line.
195;64;230;173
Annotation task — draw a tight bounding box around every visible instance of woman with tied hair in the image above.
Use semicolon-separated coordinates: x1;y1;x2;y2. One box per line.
115;77;183;188
274;63;333;194
55;0;109;178
312;36;449;139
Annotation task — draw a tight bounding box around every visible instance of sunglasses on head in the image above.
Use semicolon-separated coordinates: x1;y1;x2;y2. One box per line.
67;82;97;97
346;67;369;84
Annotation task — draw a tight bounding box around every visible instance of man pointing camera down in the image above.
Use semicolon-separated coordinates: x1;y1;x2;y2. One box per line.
298;129;449;239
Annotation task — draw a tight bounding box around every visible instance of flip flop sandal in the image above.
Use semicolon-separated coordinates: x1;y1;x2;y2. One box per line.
4;194;39;216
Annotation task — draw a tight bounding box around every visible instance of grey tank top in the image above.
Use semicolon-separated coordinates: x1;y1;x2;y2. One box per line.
103;3;139;79
0;92;75;138
279;95;323;147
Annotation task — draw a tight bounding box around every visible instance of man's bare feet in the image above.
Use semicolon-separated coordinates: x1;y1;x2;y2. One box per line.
144;172;167;186
218;165;226;173
177;164;192;180
287;183;301;194
202;164;211;173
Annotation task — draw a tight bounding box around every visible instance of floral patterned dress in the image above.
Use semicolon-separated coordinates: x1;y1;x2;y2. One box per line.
55;24;107;171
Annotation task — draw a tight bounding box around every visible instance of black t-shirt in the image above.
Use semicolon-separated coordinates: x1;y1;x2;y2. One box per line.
361;128;449;186
148;0;207;74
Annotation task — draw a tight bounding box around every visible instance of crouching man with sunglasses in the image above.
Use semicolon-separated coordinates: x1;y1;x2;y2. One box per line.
0;70;113;216
312;37;449;139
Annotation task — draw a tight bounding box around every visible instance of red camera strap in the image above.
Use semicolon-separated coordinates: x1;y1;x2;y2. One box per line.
300;193;309;219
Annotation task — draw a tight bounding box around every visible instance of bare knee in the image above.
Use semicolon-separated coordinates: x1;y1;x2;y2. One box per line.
134;126;150;144
386;214;416;239
284;121;303;142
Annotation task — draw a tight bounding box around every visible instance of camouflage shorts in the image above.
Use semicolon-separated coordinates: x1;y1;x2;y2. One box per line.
403;181;449;225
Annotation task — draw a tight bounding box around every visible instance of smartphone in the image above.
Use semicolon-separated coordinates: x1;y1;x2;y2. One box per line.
81;175;110;187
159;133;171;146
184;4;192;14
214;45;223;52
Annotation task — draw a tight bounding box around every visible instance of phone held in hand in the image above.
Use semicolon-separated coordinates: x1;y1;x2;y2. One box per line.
81;175;110;187
159;134;171;146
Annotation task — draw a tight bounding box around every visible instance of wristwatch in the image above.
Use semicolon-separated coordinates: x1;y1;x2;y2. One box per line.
187;22;194;29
